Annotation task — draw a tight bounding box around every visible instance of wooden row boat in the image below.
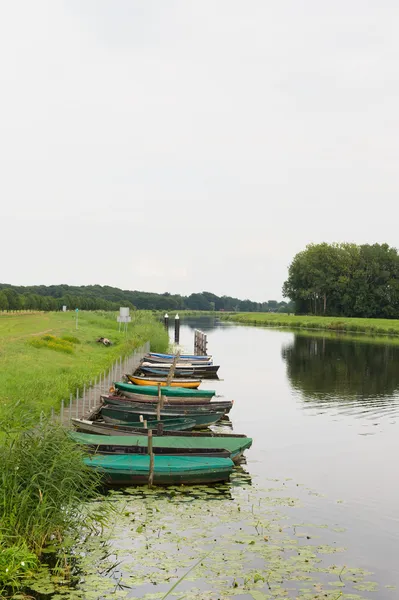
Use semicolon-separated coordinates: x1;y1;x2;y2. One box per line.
101;405;224;428
72;418;196;433
128;375;201;389
102;394;233;414
72;418;247;439
138;363;220;378
143;355;213;367
148;352;212;363
71;432;252;463
112;390;212;405
115;381;215;399
83;454;233;485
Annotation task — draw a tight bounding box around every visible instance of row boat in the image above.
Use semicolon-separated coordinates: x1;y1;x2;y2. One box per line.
72;418;247;439
149;352;212;362
115;381;215;399
101;394;233;414
71;432;252;463
143;355;213;366
128;375;201;389
83;454;233;485
139;363;220;378
101;405;224;428
102;394;233;414
111;391;213;405
103;396;231;414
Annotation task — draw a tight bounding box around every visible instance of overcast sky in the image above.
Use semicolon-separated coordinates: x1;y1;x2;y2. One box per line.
1;1;398;301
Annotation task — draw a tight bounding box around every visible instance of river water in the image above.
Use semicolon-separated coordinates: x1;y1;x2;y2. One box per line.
178;318;398;591
71;317;399;599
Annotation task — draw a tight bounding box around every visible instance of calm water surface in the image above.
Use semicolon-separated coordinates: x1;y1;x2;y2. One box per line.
76;317;399;599
179;318;399;586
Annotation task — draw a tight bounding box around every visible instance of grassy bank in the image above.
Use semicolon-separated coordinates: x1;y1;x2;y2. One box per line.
0;310;168;593
0;310;168;420
221;312;399;336
0;420;103;593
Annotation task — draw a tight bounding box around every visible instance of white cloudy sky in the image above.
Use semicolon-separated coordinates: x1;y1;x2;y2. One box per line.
1;1;398;301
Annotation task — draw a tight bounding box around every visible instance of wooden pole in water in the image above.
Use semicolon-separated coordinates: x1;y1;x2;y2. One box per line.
148;429;154;487
166;351;181;386
157;383;161;420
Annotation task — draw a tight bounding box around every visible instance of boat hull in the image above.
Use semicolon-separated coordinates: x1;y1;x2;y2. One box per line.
117;381;214;399
72;431;252;464
102;395;233;414
101;405;224;428
84;454;233;485
129;375;201;389
139;364;220;379
72;417;195;432
144;356;213;366
72;418;248;439
149;352;212;362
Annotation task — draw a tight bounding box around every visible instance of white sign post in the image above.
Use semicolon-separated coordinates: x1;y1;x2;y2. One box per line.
75;308;79;330
117;307;132;334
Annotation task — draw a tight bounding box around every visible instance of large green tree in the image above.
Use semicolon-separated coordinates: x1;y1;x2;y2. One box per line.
283;242;399;318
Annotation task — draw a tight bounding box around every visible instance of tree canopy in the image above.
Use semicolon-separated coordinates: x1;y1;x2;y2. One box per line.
283;242;399;318
0;283;293;313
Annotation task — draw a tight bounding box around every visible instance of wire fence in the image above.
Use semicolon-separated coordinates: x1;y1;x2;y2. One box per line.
51;341;150;426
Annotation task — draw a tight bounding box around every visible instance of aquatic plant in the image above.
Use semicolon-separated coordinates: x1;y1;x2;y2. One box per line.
0;419;107;592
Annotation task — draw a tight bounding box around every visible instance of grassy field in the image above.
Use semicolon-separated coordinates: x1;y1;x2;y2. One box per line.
0;310;168;420
221;312;399;336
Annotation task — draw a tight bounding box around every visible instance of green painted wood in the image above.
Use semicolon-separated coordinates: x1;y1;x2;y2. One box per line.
84;454;233;485
72;431;253;458
115;382;215;398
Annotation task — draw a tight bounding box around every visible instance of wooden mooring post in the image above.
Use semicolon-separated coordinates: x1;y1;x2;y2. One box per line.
194;329;208;355
148;429;154;487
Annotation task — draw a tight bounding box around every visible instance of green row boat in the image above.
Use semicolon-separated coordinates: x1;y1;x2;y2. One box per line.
72;431;252;463
101;405;224;429
84;454;234;485
115;382;215;399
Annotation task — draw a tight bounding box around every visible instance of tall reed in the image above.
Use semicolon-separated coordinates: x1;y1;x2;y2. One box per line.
0;420;101;554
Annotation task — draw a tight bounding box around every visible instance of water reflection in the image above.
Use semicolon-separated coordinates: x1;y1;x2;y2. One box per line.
178;315;221;332
282;334;399;416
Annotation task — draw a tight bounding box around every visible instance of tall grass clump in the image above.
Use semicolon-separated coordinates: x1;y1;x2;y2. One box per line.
28;335;75;354
130;311;169;352
0;417;105;591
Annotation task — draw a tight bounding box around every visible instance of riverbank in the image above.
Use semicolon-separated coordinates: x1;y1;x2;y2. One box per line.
221;312;399;336
0;310;168;594
0;310;168;420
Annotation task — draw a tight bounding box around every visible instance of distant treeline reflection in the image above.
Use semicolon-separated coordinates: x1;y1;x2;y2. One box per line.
282;334;399;400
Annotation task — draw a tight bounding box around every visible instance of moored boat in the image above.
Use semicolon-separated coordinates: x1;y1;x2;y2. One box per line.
101;405;224;428
72;417;195;433
102;394;233;414
116;381;215;399
148;352;212;362
71;431;252;463
128;375;201;389
138;363;220;378
143;355;213;366
72;418;247;439
83;453;233;486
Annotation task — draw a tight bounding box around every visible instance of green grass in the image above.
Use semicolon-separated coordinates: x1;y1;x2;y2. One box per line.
0;310;168;420
221;312;399;337
0;420;106;593
0;309;168;593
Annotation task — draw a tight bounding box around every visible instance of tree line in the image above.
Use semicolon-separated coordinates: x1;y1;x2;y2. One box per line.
283;242;399;318
0;284;294;313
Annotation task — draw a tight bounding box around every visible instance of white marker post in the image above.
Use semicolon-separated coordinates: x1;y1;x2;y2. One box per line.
75;308;79;329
